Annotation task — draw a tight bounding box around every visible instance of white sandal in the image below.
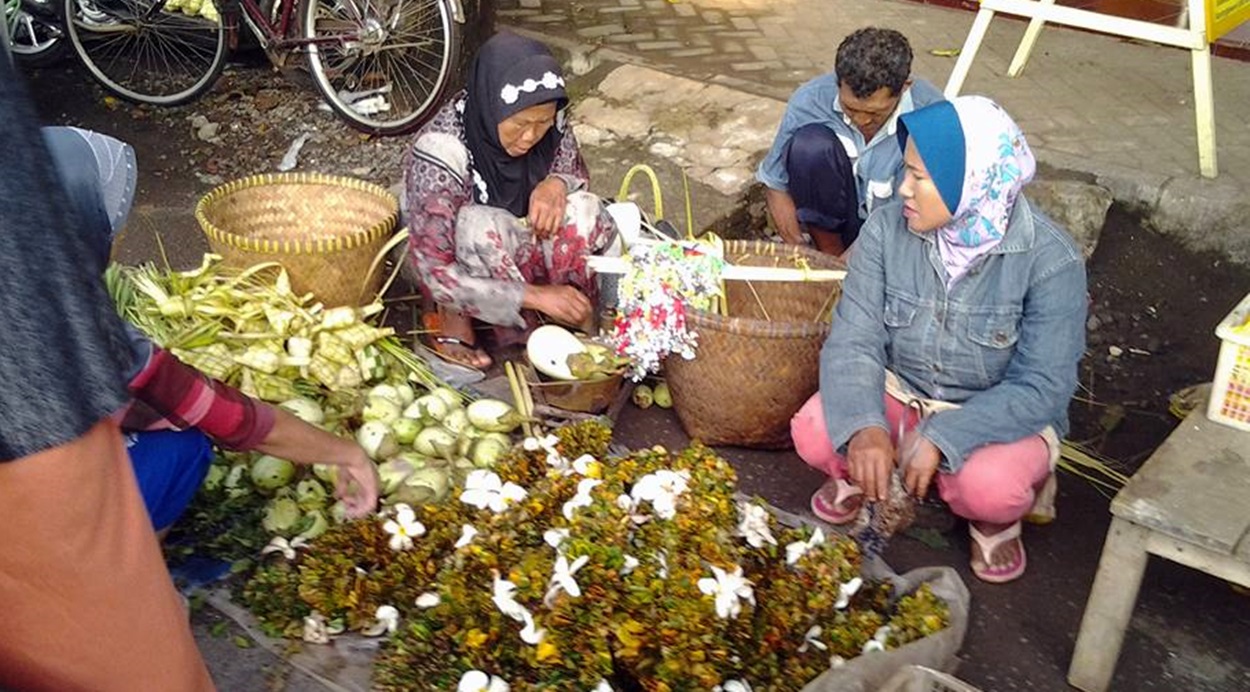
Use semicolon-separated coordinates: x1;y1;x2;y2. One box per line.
969;521;1027;584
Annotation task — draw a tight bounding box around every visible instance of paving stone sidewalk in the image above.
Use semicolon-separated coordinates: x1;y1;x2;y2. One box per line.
499;0;1250;255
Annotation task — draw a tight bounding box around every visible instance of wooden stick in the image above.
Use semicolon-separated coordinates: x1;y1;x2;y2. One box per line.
587;255;846;282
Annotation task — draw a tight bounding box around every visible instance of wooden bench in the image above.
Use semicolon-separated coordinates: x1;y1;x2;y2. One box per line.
1068;409;1250;691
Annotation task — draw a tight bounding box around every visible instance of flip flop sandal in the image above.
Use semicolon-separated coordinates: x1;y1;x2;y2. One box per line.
969;521;1027;584
810;477;864;525
1024;472;1058;525
420;334;490;371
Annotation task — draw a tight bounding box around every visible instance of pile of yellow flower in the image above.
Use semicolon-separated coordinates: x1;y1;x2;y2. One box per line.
242;422;948;690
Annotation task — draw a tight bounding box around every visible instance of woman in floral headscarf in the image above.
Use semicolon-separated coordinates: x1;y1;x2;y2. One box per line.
790;96;1087;583
403;32;618;370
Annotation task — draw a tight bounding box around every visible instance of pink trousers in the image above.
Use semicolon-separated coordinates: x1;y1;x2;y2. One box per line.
790;392;1051;524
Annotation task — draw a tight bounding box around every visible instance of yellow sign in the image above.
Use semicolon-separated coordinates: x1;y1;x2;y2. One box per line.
1207;0;1250;41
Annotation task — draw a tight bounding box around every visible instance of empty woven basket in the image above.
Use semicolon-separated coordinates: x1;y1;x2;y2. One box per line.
664;240;844;449
196;173;399;307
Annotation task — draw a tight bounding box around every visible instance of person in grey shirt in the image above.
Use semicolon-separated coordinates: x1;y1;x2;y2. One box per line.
757;27;943;256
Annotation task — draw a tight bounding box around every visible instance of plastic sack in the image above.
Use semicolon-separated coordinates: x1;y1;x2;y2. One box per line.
800;558;971;692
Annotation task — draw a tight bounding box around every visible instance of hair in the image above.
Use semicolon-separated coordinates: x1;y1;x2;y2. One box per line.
835;27;913;98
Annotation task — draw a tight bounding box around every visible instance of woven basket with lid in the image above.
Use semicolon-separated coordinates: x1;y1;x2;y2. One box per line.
664;240;844;449
195;173;399;307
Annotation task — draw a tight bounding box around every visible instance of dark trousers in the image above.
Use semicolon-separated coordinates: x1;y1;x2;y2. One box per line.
784;122;863;247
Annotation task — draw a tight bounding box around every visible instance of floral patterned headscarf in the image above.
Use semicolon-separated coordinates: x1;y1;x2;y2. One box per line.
898;96;1035;286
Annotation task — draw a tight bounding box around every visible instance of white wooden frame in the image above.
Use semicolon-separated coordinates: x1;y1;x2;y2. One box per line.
944;0;1218;178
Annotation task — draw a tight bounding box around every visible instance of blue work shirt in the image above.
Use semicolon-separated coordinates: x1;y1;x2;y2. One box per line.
819;198;1087;473
757;73;944;220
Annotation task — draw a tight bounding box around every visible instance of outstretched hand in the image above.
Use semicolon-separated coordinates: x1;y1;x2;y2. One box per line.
333;446;380;519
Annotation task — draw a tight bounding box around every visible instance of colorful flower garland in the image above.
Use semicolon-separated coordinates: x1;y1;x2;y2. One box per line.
609;241;724;380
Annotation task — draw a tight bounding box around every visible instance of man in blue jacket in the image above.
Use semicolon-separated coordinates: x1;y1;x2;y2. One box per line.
757;27;944;256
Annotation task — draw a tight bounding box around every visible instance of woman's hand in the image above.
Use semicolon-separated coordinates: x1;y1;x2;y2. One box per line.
901;436;942;500
523;284;592;328
847;426;895;501
333;446;381;519
528;177;568;239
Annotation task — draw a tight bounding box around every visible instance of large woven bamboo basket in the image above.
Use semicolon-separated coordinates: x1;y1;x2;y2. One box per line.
195;173;399;307
664;240;844;449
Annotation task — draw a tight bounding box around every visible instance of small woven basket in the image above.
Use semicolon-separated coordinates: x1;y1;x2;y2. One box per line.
664;240;844;449
195;173;399;307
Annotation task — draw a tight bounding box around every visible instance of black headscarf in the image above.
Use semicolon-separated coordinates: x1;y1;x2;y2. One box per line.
462;32;568;217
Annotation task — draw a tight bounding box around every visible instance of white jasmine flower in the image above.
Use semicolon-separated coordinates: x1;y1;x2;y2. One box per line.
544;527;570;550
519;610;545;645
491;571;529;623
798;625;828;653
260;535;308;560
592;681;614;692
616;493;634;510
382;503;425;552
835;577;863;610
455;524;479;549
415;592;441;608
460;470;528;513
829;655;847;668
544;553;589;606
458;670;510;692
862;625;891;654
785;527;825;566
713;681;753;692
736;503;777;548
374;605;399;634
655;550;669;579
562;478;602;520
621;554;640;575
697;564;755;619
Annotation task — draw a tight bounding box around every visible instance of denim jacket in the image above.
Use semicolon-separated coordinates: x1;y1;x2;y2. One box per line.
819;197;1087;473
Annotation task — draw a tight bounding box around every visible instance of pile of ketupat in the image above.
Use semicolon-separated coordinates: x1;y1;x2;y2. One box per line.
242;420;950;691
107;255;523;558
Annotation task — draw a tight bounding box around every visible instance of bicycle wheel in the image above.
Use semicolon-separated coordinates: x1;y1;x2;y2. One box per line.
303;0;458;136
64;0;227;106
7;0;67;66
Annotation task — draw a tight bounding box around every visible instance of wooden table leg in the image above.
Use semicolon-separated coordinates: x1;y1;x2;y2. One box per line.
1067;517;1150;692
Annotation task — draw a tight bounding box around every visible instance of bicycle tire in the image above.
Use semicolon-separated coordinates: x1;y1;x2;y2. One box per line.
64;0;228;106
302;0;459;137
7;0;67;66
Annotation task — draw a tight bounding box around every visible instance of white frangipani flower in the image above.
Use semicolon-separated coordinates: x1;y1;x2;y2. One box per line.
543;527;570;550
261;535;308;560
415;592;441;608
835;577;863;610
490;571;529;623
570;454;601;477
455;524;479;549
302;612;330;644
562;478;602;520
621;554;640;576
460;470;527;513
785;527;826;566
630;469;690;520
592;681;614;692
655;550;669;579
544;554;590;606
697;564;755;619
382;503;426;552
519;610;545;645
458;670;510;692
798;625;828;653
861;625;891;654
736;503;777;548
713;681;753;692
375;605;400;634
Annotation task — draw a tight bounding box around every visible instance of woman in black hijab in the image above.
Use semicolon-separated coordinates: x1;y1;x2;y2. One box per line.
403;32;617;370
